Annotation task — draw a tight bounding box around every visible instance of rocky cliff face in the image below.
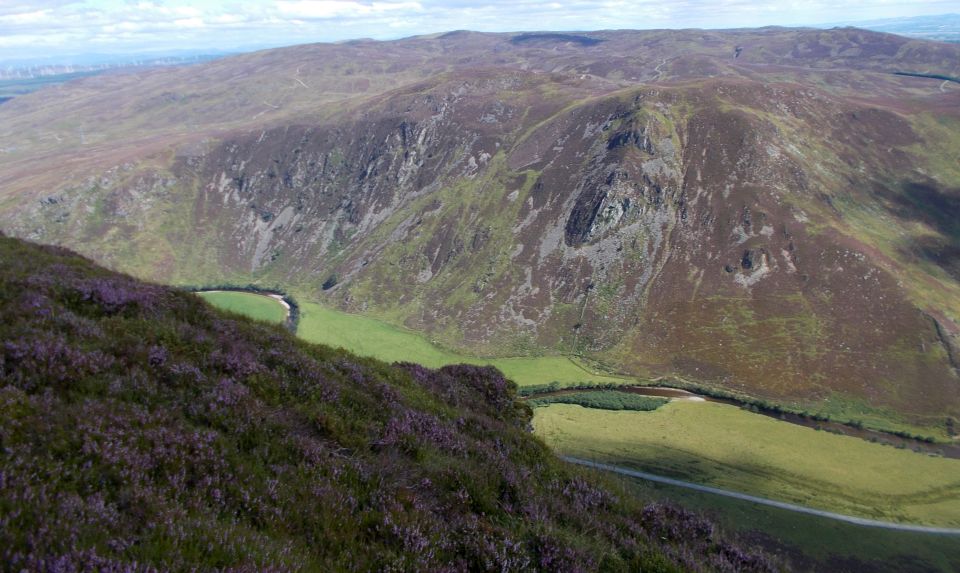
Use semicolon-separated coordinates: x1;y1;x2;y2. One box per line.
2;29;959;422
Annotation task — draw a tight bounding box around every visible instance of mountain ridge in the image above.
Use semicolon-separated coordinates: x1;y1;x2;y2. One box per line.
1;27;958;430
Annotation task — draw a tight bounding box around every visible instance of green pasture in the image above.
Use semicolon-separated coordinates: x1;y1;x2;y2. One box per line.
197;291;288;325
296;302;631;387
534;402;960;527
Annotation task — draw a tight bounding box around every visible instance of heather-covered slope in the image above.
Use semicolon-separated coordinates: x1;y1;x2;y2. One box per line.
0;235;775;571
1;28;959;429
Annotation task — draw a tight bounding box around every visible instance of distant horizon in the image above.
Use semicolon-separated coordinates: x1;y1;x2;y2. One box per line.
2;0;959;64
3;16;958;68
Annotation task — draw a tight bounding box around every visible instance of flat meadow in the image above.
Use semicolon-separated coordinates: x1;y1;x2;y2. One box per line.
296;302;630;387
197;291;288;324
534;402;960;527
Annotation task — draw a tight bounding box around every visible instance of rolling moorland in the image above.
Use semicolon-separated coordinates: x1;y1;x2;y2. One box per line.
0;55;225;104
2;25;960;571
0;233;779;571
1;27;959;437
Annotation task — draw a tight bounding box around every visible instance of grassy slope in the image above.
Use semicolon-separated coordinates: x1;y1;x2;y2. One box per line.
0;235;778;571
297;301;631;387
533;403;960;527
197;291;287;324
817;111;960;327
620;477;960;573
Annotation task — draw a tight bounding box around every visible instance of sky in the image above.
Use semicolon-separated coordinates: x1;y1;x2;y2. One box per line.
1;0;959;64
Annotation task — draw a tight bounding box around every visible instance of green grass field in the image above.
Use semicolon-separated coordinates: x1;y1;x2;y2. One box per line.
534;402;960;527
614;474;960;572
296;302;631;387
197;291;288;325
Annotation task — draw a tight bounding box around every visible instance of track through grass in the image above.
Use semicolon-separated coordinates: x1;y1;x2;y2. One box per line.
618;473;960;572
534;402;960;527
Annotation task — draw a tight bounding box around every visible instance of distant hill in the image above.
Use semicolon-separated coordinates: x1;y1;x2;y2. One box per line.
831;14;960;43
0;53;227;79
1;27;958;432
0;55;225;101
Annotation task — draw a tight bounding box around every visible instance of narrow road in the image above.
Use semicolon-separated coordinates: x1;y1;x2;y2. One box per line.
562;457;960;535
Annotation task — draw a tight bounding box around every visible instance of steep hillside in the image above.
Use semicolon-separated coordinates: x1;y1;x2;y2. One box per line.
1;28;959;427
0;234;775;571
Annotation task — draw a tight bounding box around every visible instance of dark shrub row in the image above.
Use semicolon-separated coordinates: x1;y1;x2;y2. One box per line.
528;391;668;412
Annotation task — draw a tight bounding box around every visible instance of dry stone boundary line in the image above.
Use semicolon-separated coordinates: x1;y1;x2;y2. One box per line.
563;457;960;535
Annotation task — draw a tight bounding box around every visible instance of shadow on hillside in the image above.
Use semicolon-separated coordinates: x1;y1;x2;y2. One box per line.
883;180;960;239
903;235;960;280
881;180;960;280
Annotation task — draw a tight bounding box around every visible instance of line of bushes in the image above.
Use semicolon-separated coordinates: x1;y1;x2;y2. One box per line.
893;71;960;84
527;391;668;412
650;378;942;444
518;381;627;397
180;283;300;333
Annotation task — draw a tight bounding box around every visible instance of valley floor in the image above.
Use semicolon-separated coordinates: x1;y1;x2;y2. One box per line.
199;294;960;530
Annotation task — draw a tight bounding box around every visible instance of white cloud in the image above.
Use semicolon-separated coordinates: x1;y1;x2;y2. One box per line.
173;17;205;28
276;1;422;19
0;9;56;24
0;0;957;62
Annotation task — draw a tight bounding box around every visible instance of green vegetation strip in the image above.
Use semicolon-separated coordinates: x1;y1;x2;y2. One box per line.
534;402;960;527
527;391;667;411
893;71;960;84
